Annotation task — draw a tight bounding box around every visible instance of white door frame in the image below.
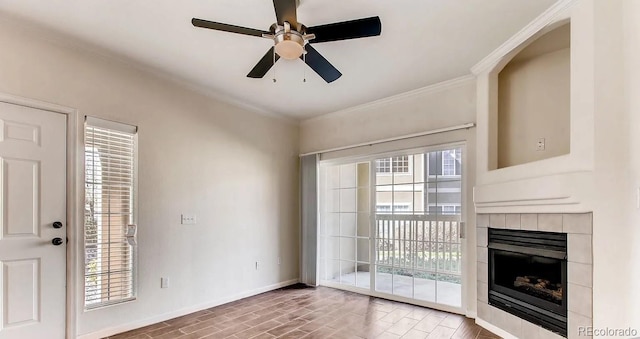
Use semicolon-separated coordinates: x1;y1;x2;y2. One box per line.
0;92;79;339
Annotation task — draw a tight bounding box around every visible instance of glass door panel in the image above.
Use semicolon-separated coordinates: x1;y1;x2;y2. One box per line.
319;161;371;289
374;149;463;308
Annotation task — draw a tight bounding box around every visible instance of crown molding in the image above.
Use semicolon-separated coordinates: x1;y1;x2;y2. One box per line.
304;74;475;123
470;0;578;75
0;14;298;125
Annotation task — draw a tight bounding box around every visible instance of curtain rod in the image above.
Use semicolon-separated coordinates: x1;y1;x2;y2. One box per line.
299;122;476;157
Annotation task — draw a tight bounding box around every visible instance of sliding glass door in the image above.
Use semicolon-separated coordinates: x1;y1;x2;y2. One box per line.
373;148;463;308
319;145;464;311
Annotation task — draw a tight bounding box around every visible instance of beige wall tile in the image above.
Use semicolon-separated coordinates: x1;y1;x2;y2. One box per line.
492;306;523;338
568;283;592;318
477;281;488;303
539;327;566;339
505;214;521;229
477;246;488;263
567;311;593;339
477;227;488;247
568;262;593;288
568;234;593;264
478;262;488;284
521;214;538;231
477;214;490;228
477;301;491;322
562;213;592;234
538;214;563;232
490;214;506;228
521;320;542;339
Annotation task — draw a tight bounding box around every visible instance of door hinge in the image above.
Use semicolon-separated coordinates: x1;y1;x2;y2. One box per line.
459;221;465;239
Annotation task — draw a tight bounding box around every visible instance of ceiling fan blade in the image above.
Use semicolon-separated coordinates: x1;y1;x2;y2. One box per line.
192;18;269;37
306;16;382;44
302;45;341;83
247;47;280;78
272;0;298;27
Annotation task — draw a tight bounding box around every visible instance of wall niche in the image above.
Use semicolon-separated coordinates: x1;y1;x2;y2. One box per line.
496;23;570;169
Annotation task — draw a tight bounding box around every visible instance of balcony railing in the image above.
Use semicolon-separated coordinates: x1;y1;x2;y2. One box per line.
375;214;462;279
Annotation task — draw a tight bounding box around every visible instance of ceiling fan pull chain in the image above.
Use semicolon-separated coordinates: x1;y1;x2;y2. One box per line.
303;51;307;83
272;47;277;83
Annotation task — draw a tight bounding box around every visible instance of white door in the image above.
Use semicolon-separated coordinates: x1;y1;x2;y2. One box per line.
0;102;66;339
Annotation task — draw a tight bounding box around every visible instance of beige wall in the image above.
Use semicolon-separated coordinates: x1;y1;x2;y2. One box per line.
300;77;476;155
591;0;639;330
624;0;640;326
302;77;478;316
497;45;570;168
0;19;299;337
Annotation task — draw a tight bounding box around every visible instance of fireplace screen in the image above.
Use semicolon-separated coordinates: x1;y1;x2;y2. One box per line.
488;228;567;337
493;250;563;305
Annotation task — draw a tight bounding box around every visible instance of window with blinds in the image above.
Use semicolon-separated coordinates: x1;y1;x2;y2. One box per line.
84;117;137;308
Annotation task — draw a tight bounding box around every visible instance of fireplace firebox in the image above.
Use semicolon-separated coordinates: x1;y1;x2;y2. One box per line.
488;228;567;337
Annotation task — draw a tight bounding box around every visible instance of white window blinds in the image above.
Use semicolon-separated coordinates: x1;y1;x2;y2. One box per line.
84;117;137;308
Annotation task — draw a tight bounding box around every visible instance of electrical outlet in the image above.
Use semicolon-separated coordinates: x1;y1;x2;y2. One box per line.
161;277;170;288
536;138;546;151
181;214;196;225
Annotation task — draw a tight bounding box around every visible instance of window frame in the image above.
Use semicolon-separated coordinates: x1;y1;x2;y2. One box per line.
82;116;138;310
441;149;459;177
375;155;412;175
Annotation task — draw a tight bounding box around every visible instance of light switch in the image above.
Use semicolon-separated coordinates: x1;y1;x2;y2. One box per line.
181;214;196;225
161;277;170;288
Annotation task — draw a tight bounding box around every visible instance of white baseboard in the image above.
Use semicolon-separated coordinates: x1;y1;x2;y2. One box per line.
77;279;299;339
476;318;519;339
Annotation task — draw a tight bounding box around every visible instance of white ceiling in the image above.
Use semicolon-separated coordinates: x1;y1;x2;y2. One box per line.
0;0;557;119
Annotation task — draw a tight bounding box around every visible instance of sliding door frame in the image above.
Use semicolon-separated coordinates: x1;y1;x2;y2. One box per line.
318;141;469;315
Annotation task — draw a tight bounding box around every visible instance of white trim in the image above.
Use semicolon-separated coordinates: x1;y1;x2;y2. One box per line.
0;92;79;339
300;123;475;157
85;116;137;134
303;75;475;124
470;0;578;75
475;318;519;339
0;92;76;114
77;278;299;339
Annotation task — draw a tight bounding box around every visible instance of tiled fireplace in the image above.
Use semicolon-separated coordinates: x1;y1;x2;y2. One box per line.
476;213;593;339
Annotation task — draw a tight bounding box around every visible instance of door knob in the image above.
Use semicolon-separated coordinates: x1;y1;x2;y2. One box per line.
52;238;63;246
53;221;63;229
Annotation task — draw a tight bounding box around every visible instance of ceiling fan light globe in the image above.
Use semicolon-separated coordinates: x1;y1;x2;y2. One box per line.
275;40;304;59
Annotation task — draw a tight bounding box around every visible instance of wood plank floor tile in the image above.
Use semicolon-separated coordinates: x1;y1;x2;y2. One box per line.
401;329;429;339
110;322;170;339
106;286;501;339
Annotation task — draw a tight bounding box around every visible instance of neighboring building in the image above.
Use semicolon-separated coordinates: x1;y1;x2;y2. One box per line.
375;148;462;215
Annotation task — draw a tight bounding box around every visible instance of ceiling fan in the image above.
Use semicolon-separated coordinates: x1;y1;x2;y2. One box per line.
192;0;382;83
